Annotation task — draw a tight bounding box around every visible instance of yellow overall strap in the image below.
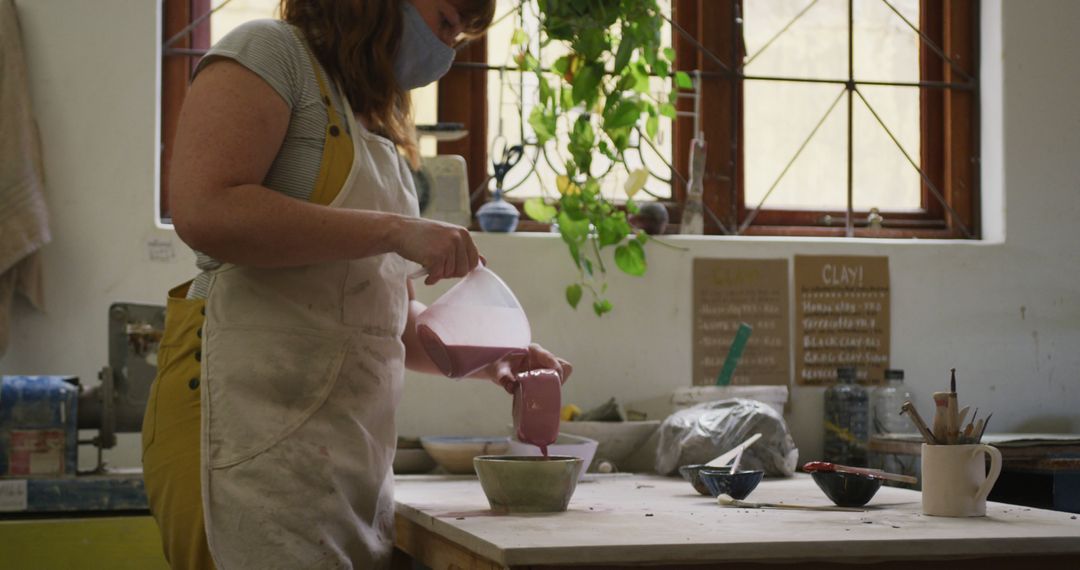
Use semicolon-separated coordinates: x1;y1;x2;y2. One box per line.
303;48;354;206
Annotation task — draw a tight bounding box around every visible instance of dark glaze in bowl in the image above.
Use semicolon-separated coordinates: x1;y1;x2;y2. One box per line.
811;471;883;507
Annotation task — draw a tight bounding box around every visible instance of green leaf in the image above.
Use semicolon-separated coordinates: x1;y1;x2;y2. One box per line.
625;199;640;215
613;33;634;74
572;63;603;108
538;76;554;106
598;216;626;247
558;210;590;242
578;28;607;61
630;62;650;93
511;28;529;46
593;299;613;316
552;56;571;77
663;47;676;61
528;107;557;144
604;98;643;130
520;51;540;72
569;116;596;175
524;197;558;223
560;87;574;112
659;102;677;119
624;168;649;198
614;240;647;276
607;126;631;152
675;70;693;89
566;283;583;309
652;59;669;79
635;230;650;244
646;115;659;140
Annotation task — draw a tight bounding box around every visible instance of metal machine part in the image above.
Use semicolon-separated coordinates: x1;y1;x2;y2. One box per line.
78;303;165;472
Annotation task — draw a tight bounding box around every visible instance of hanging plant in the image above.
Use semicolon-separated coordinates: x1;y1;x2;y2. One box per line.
515;0;691;316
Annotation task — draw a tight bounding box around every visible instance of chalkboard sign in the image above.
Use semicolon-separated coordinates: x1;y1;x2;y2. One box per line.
794;255;890;385
692;259;790;386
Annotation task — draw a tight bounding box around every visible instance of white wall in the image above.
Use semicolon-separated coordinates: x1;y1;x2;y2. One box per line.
3;0;1078;471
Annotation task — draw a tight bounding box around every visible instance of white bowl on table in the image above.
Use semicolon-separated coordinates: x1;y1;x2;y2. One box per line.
420;436;511;475
508;433;598;480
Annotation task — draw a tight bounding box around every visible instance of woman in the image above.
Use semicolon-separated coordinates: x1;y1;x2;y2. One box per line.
141;1;571;567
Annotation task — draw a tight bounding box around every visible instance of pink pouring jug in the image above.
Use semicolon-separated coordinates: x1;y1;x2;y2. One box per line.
512;369;563;456
416;266;531;378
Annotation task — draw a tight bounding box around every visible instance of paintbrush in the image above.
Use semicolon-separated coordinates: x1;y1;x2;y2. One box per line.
717;494;866;513
803;461;918;485
900;401;938;445
977;413;992;443
947;369;960;444
947;393;959;444
931;393;950;443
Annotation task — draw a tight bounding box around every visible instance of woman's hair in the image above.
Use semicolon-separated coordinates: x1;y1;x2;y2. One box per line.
280;0;496;168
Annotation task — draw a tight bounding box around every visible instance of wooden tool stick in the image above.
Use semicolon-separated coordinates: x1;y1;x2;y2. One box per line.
900;401;938;445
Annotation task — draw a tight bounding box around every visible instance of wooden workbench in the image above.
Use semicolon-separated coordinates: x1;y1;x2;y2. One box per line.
393;473;1080;569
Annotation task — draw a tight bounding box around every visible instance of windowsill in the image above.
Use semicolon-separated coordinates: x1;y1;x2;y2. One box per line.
469;231;1004;247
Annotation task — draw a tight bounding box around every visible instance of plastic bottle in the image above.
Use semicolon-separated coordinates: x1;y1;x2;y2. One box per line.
823;366;869;466
871;369;912;476
872;369;910;435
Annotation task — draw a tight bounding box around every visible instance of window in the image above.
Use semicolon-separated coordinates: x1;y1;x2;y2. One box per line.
163;0;979;238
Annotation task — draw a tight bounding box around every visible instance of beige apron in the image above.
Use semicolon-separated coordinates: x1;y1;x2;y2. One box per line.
199;94;419;568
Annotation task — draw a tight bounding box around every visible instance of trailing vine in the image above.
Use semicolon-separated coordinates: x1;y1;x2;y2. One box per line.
516;0;690;316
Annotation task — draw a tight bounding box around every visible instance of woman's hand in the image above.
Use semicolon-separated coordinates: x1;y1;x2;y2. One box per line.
392;217;480;285
485;344;573;394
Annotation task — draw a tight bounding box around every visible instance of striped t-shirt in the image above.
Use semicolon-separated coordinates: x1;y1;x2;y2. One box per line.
186;19;350;299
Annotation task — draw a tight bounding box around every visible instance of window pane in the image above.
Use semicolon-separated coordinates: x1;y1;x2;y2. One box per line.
854;0;919;83
484;0;673;202
744;81;848;211
743;0;922;213
211;0;278;43
853;85;920;211
743;0;849;81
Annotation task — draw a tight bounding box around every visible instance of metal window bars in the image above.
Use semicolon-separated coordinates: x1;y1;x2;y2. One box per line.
163;0;978;238
479;0;977;238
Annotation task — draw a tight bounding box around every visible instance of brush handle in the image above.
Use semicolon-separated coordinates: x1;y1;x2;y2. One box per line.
719;495;865;512
833;464;918;485
804;461;919;485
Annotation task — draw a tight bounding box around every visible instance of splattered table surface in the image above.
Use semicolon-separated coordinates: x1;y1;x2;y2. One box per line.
394;473;1080;568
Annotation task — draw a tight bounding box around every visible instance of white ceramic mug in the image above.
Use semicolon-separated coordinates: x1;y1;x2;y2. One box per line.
921;443;1002;517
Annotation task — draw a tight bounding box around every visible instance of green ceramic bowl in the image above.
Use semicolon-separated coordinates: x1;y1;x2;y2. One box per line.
474;455;583;513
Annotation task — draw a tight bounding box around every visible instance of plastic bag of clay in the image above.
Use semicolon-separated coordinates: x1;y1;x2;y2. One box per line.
654;398;799;477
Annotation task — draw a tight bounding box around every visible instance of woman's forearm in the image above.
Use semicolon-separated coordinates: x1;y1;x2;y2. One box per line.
173;181;406;268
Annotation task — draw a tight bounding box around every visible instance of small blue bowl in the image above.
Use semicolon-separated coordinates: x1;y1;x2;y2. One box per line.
699;468;765;500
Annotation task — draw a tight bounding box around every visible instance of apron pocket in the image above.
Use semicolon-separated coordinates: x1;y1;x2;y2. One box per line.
203;324;349;468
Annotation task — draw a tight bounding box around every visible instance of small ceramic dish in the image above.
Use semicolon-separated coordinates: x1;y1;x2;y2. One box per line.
698;467;765;500
677;464;713;496
810;470;883;507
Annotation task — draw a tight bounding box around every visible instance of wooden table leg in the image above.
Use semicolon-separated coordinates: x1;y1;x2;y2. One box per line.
395;514;504;570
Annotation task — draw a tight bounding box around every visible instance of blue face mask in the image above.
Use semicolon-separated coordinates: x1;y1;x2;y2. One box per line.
394;2;456;90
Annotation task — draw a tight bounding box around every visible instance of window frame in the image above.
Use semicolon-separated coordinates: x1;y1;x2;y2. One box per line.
159;1;980;239
161;0;211;223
